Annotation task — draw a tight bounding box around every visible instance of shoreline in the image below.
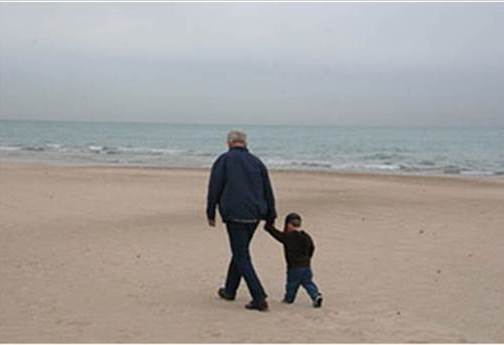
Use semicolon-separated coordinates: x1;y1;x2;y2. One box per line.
2;159;504;184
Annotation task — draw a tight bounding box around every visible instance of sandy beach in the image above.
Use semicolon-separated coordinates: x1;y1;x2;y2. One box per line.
1;162;503;342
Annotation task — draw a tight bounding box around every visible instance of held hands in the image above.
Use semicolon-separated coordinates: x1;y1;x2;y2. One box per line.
264;220;275;231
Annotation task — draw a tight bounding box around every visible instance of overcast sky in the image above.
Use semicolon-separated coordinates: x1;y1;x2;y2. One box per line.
1;3;503;127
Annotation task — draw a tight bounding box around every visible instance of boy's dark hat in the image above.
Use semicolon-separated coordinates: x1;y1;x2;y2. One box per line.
284;212;302;227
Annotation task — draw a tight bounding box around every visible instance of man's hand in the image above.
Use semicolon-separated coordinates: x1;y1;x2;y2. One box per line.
208;218;216;227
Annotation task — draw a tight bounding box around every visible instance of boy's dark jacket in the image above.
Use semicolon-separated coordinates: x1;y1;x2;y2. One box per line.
206;147;276;223
264;224;315;268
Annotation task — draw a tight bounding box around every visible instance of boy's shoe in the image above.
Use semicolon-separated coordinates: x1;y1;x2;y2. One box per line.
313;295;323;308
245;300;269;312
217;288;235;301
282;298;294;304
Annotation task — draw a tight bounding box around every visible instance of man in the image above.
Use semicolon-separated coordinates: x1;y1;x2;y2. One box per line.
206;130;276;312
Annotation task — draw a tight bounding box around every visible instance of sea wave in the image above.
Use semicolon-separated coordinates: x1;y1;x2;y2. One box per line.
264;158;333;169
45;143;63;149
0;145;22;151
119;147;183;155
418;160;436;166
335;163;403;171
291;160;333;168
87;145;120;154
2;143;503;176
1;143;69;153
442;165;464;174
363;152;405;160
22;145;45;152
460;170;497;176
86;145;183;155
1;142;188;156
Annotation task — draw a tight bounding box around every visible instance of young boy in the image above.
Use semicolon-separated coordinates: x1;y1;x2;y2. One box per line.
264;213;323;308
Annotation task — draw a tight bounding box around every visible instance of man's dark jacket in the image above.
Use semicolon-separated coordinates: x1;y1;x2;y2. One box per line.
206;147;276;223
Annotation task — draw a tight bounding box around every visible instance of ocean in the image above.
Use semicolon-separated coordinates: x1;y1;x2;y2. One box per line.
1;120;503;176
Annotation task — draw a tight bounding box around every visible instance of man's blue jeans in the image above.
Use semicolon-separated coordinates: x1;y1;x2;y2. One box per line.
224;222;267;302
285;267;321;303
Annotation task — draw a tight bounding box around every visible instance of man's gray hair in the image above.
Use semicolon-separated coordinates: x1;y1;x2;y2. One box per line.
227;130;247;145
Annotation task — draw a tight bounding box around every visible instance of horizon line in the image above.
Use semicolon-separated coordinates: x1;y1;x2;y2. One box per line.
1;117;502;129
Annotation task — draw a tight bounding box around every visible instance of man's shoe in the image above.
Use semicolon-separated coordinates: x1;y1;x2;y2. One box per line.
245;300;269;312
282;298;294;304
313;295;323;308
217;288;235;301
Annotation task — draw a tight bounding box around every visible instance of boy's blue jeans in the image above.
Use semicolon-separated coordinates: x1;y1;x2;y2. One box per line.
285;267;321;303
224;221;267;302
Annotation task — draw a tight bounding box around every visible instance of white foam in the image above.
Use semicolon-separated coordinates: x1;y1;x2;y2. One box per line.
0;146;21;151
88;145;103;152
45;143;63;149
334;163;402;171
117;147;183;155
460;170;496;176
